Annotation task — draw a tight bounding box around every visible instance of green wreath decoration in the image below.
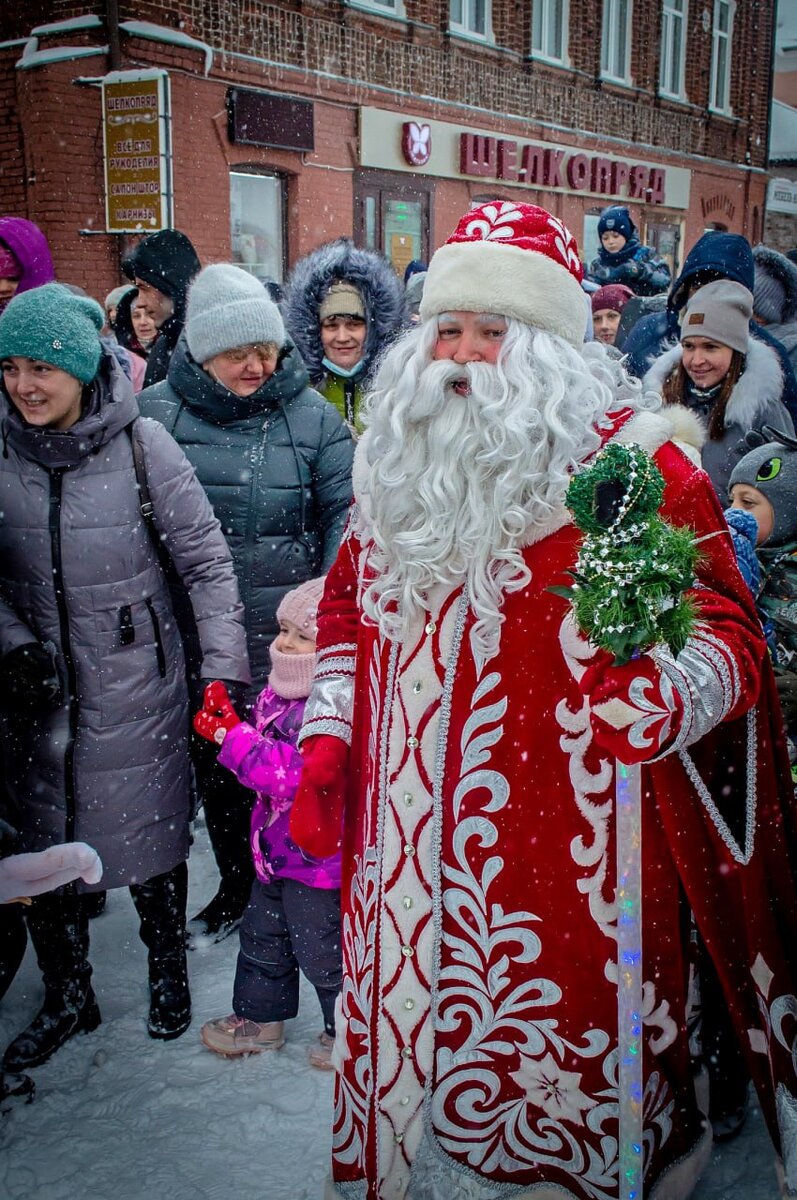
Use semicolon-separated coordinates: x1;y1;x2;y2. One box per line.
551;441;699;665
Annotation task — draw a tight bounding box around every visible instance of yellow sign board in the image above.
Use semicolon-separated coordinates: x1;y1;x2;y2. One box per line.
102;71;172;233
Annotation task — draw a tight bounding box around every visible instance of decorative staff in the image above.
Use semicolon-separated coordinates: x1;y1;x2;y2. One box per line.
553;440;698;1200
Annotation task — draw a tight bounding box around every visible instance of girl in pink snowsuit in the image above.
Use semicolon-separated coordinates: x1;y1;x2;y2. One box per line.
194;578;341;1066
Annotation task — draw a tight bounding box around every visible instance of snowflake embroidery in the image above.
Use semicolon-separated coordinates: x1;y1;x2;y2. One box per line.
464;201;524;242
510;1050;597;1126
546;216;581;274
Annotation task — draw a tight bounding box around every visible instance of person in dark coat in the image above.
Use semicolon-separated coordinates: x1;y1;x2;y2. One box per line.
0;217;55;315
0;284;250;1070
122;229;201;388
753;244;797;370
138;264;354;940
585;205;671;296
622;230;797;423
282;239;405;434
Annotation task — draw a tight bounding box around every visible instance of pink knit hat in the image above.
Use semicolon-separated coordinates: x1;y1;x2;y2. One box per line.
276;576;326;638
0;243;21;280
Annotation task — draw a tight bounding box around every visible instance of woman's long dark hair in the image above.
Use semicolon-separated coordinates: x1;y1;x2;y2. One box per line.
661;349;746;440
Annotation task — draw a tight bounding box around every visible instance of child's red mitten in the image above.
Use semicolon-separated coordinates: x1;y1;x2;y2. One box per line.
193;680;241;746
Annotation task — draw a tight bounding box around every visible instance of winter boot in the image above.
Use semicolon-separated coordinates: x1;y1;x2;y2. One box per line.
83;890;107;919
200;1014;285;1057
0;1069;35;1111
0;903;28;1003
2;890;99;1071
130;862;191;1041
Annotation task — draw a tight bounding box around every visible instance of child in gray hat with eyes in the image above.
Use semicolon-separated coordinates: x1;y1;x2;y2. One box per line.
728;425;797;773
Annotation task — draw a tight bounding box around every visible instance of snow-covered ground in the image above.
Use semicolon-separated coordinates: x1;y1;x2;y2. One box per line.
0;817;333;1200
0;818;783;1200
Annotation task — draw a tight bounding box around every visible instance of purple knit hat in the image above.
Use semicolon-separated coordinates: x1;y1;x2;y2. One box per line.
276;576;326;638
0;218;55;295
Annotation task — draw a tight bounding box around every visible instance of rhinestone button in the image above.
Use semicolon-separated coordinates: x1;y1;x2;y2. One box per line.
401;944;414;957
402;896;413;910
400;1096;411;1106
403;792;413;806
404;998;415;1010
395;1133;404;1144
412;680;422;694
407;735;419;749
425;621;436;635
404;844;415;857
401;1046;413;1059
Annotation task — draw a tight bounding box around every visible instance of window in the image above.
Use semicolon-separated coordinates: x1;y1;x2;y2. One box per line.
229;170;286;283
709;0;734;113
601;0;632;84
532;0;569;64
450;0;490;39
348;0;406;15
659;0;686;99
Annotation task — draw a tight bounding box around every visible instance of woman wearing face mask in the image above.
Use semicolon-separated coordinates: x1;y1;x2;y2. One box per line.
0;284;249;1070
644;280;794;497
282;239;406;435
138;264;354;941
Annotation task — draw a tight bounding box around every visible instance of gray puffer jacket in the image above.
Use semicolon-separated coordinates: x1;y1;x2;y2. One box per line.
138;336;353;683
0;353;249;889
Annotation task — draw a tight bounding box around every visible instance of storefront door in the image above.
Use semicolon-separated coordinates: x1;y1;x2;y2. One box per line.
354;171;432;274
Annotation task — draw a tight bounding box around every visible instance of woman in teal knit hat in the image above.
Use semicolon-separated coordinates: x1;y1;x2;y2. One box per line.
0;284;250;1072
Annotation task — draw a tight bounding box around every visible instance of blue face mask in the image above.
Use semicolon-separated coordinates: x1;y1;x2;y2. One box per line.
322;356;365;380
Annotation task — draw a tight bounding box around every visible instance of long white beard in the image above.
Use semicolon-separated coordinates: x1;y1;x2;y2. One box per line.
359;320;646;663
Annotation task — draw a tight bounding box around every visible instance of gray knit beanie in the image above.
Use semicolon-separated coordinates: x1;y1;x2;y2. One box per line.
753;269;787;325
680;280;752;354
185;263;285;364
728;432;797;546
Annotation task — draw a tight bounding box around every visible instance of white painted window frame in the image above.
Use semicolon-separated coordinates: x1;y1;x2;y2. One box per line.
347;0;407;18
659;0;687;100
531;0;570;66
600;0;633;85
709;0;735;115
449;0;493;42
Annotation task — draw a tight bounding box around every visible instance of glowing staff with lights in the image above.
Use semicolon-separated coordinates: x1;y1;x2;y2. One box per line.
553;441;698;1200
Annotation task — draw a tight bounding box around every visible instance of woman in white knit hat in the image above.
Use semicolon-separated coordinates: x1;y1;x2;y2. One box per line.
138;263;353;942
643;279;794;497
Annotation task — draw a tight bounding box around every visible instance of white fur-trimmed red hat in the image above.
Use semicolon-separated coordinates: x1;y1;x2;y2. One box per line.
419;201;587;347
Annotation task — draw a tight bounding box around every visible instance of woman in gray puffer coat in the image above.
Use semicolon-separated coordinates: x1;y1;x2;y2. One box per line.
138;265;353;942
0;285;250;1070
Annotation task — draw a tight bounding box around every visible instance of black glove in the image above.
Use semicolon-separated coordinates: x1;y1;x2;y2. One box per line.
0;643;62;715
775;672;797;725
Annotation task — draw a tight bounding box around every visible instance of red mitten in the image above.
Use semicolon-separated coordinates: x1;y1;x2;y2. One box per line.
289;735;349;859
579;652;684;765
192;680;241;746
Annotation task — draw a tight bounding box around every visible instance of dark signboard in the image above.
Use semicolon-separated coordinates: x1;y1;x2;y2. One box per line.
227;88;314;152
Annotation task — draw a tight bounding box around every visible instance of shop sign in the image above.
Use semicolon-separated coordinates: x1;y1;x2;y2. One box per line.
360;107;691;210
227;88;314;152
768;176;797;214
102;70;172;233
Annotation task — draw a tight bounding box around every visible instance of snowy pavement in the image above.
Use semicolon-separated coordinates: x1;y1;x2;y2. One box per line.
0;819;783;1200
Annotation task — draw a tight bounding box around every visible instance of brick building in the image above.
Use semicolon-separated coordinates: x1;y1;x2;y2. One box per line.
0;0;776;299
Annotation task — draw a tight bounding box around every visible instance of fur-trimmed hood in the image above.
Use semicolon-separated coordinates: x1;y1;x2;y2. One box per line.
642;338;784;430
282;239;406;384
753;244;797;325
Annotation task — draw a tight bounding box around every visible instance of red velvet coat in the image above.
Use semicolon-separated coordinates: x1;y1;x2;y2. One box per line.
302;408;797;1200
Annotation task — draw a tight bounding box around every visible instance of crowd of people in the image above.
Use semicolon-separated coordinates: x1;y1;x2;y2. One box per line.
0;201;796;1200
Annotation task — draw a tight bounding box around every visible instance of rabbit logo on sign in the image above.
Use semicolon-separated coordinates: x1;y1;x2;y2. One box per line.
402;122;432;167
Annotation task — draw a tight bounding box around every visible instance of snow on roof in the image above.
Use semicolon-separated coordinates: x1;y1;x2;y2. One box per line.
16;43;109;71
770;99;797;163
119;21;213;75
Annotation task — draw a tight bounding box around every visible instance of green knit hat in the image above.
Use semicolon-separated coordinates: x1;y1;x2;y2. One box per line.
0;283;104;383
